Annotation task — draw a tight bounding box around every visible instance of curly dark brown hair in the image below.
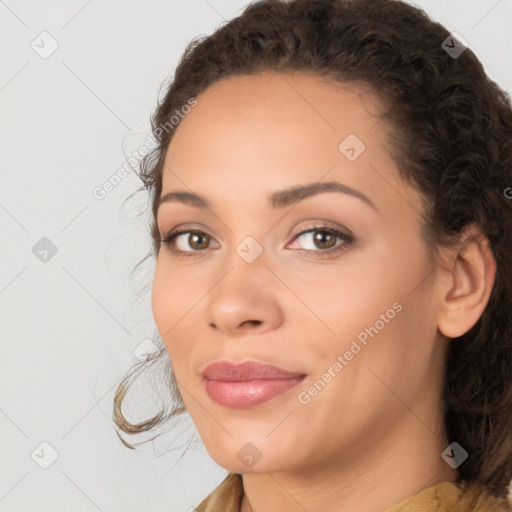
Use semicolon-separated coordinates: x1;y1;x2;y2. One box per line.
112;0;512;499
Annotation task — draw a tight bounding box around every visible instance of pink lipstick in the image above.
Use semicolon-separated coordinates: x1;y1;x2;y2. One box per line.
201;360;306;408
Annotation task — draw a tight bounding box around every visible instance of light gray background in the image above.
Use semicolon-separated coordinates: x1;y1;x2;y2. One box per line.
1;0;511;511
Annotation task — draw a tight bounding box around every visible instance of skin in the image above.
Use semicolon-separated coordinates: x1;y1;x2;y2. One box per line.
151;70;496;512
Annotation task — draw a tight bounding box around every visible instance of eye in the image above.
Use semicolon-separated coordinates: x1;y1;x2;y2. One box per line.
287;225;354;255
159;228;216;258
158;224;354;258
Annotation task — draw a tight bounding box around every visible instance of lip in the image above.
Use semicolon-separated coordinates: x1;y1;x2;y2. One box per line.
201;360;306;409
201;360;305;381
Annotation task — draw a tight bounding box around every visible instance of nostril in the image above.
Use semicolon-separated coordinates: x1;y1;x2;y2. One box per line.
243;320;262;327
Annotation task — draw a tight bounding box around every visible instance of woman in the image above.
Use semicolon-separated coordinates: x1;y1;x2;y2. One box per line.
113;0;512;510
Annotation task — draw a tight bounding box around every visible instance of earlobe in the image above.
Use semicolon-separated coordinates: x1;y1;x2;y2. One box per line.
437;224;497;339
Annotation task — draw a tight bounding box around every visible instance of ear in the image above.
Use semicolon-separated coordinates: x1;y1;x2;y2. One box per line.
437;224;497;339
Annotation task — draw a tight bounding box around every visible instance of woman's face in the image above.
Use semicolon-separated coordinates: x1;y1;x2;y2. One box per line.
152;71;449;474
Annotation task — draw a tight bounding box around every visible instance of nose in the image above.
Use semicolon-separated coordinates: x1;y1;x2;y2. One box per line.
206;259;285;337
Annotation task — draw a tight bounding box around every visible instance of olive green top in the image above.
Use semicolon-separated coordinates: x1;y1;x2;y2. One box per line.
195;472;511;512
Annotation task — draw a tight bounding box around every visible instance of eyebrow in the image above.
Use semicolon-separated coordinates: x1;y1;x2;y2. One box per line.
157;181;378;212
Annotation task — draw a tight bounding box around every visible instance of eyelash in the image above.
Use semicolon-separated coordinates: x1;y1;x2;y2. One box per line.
158;225;354;259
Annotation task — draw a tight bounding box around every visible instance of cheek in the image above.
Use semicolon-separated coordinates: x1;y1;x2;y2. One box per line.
300;245;422;363
151;260;204;365
304;254;390;328
151;259;188;318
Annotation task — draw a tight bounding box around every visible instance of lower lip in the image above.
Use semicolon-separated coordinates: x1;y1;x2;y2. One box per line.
203;376;306;408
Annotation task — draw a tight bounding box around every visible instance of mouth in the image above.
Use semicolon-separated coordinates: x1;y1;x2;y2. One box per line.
202;376;306;408
201;360;307;409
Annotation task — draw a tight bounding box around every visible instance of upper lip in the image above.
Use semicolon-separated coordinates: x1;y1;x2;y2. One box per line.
201;360;306;382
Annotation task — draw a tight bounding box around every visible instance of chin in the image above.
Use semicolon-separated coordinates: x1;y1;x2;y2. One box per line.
203;439;289;474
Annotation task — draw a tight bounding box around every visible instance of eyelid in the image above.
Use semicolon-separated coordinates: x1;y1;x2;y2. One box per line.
289;219;354;239
159;219;352;239
158;222;216;240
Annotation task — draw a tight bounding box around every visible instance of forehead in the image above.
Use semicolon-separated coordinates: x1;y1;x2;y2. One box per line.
167;71;387;143
161;71;405;211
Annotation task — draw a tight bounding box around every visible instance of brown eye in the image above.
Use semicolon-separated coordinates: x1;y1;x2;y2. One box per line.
311;230;337;250
184;232;210;250
288;227;353;254
160;228;214;258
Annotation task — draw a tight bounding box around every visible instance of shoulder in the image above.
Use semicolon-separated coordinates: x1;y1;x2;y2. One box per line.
385;480;512;512
455;481;512;512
